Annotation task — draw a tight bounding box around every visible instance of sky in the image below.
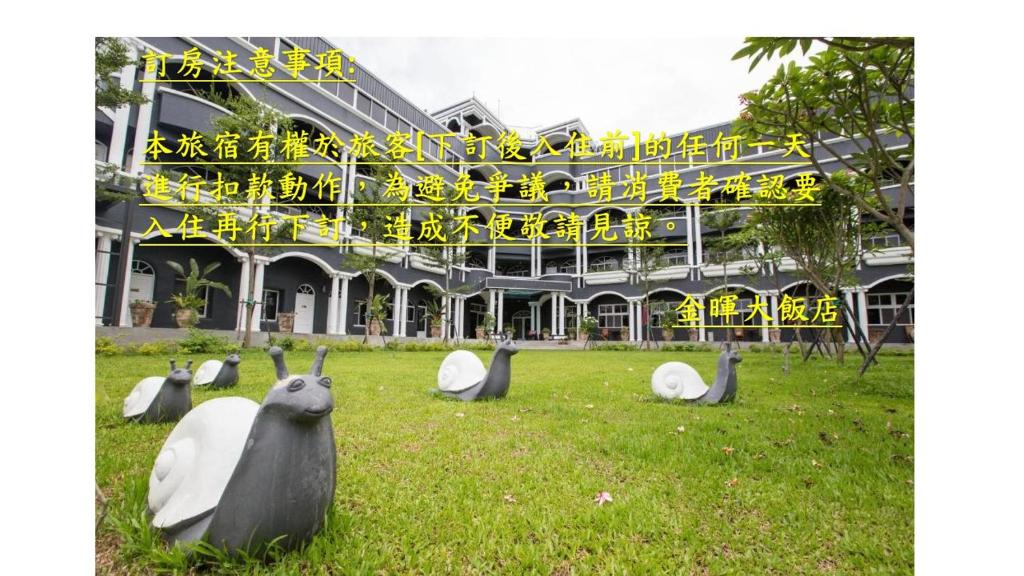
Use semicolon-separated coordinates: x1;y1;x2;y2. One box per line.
329;37;807;137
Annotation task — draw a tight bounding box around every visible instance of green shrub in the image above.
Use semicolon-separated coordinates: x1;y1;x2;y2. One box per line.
178;328;230;354
96;337;122;356
135;341;177;356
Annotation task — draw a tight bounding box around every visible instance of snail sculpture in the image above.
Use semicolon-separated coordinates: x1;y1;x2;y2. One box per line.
123;360;193;424
193;353;241;389
436;333;519;401
147;346;336;555
651;343;741;404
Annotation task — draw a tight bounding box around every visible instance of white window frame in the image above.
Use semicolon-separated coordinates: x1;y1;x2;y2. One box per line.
261;289;281;322
866;292;914;326
597;303;628;328
589;256;619;273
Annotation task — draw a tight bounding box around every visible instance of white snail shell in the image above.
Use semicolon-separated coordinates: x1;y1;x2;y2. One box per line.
148;397;260;528
123;376;165;418
193;360;223;387
437;350;486;393
651;362;709;400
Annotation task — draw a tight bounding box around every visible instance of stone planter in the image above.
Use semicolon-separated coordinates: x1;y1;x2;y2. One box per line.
542;330;551;341
430;323;441;338
368;318;382;336
619;327;629;341
475;327;486;340
278;312;296;333
130;301;156;328
769;328;782;343
904;325;915;343
662;328;673;342
688;328;699;342
174;308;196;328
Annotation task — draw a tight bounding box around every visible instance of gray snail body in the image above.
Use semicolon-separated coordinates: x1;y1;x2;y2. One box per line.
194;353;241;389
651;344;741;404
123;360;193;424
148;346;336;555
437;333;519;401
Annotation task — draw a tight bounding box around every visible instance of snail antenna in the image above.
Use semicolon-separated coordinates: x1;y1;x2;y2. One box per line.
185;359;193;370
310;346;328;376
269;346;289;380
724;342;732;352
169;359;177;371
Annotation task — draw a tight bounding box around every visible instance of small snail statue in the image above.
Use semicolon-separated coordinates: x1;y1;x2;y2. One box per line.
123;359;193;424
436;332;519;401
651;343;741;404
147;346;337;555
193;353;241;389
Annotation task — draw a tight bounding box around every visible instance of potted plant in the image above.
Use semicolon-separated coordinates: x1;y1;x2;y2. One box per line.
166;258;232;329
168;294;205;328
503;323;514;339
688;327;699;341
541;327;551;340
619;326;629;341
579;315;598;342
660;310;678;342
367;294;391;337
277;312;296;333
769;327;782;343
476;312;495;340
129;299;156;328
426;300;443;338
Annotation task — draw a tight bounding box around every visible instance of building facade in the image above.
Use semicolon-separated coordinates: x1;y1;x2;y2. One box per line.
95;36;915;344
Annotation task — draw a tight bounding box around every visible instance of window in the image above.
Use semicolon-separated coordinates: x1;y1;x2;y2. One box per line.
354;298;394;326
559;259;577;274
707;297;754;327
95;140;109;162
500;265;529;277
660;249;688;267
866;292;914;326
261;289;280;322
864;233;905;250
589;256;619;273
598;303;629;328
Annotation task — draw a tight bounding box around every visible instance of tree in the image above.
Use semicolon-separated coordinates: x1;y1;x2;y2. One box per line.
745;176;879;364
418;185;471;344
700;207;744;345
624;210;667;349
734;37;914;369
733;37;914;252
95;37;149;201
197;92;296;348
96;37;148;109
345;161;406;344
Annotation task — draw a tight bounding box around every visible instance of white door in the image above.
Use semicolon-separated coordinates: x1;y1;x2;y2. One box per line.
129;261;155;303
294;284;316;334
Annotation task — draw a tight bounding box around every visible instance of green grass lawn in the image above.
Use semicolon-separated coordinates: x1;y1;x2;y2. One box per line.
96;348;913;574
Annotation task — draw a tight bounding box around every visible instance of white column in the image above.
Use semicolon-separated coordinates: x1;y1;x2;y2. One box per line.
397;287;407;337
558;293;566;336
770;293;780;342
338;277;350;335
105;54;138;166
117;237;137;327
488;288;496;317
686;204;696;271
393;287;404;337
697;296;706;342
694;205;704;267
844;290;856;343
235;256;251;331
761;292;770;343
128;65;158;176
250;261;266;332
529;303;537;334
497;290;505;333
327;274;340;334
856;289;869;340
95;233;112;325
627;301;635;342
550;293;557;335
